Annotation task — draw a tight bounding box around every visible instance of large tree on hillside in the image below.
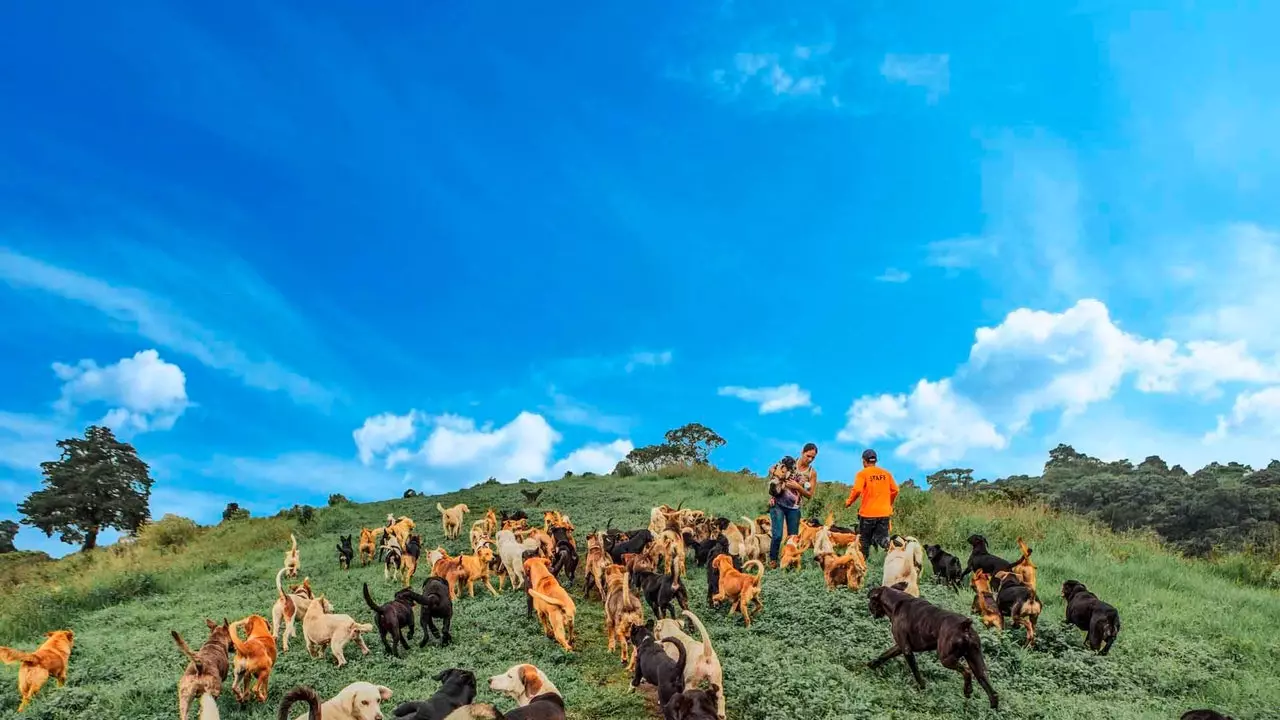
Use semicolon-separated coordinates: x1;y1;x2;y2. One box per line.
18;425;154;552
663;423;726;465
0;520;17;553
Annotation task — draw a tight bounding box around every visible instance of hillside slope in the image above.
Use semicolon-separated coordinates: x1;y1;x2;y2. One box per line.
1;470;1276;719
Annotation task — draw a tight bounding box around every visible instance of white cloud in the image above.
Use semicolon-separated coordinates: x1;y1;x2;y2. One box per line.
353;410;421;466
543;388;630;434
718;384;814;414
1207;386;1280;441
707;41;841;107
875;268;911;283
550;439;635;477
1171;224;1280;353
840;299;1280;466
880;53;950;102
52;349;190;433
625;350;673;372
730;52;826;97
0;247;332;407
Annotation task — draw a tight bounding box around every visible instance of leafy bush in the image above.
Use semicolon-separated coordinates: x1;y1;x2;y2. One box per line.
221;502;250;522
403;489;418;498
327;493;351;506
517;477;531;484
613;461;635;478
138;514;200;553
279;504;316;525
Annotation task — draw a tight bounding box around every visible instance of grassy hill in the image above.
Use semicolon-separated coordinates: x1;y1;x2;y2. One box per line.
1;468;1276;720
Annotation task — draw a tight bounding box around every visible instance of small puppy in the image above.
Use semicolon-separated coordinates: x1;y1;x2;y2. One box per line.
629;623;687;720
279;682;393;720
489;664;565;719
284;533;300;577
302;596;373;667
363;583;419;657
172;619;233;720
882;535;924;596
337;534;355;571
924;544;963;591
228;615;276;704
0;629;75;712
392;668;477;720
1061;580;1121;655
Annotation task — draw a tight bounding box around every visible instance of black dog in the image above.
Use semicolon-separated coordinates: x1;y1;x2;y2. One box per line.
417;576;455;647
1181;711;1234;720
520;487;544;505
392;668;477;720
665;686;720;720
336;534;354;571
704;537;740;607
363;583;418;656
630;623;687;720
500;691;567;719
1061;580;1121;655
867;584;999;709
690;537;721;567
632;563;688;620
548;527;579;587
500;509;529;525
958;534;1016;579
609;529;654;564
924;544;963;591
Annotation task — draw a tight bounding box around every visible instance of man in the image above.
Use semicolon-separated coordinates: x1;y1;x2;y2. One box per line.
844;449;899;558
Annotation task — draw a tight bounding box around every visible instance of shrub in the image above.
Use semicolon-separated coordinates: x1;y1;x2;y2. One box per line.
738;467;754;475
279;505;316;525
518;477;531;484
581;471;596;478
562;471;575;479
403;489;418;498
327;493;351;506
613;461;635;478
221;502;250;522
138;514;200;553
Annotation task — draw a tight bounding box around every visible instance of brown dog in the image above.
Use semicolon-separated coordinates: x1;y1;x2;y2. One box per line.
454;546;501;598
0;630;74;712
358;528;378;567
603;566;645;666
1012;538;1037;591
582;533;613;601
779;537;804;571
817;544;867;591
710;556;765;627
524;556;577;652
969;570;1004;630
283;533;300;578
229;615;277;704
172;619;233;720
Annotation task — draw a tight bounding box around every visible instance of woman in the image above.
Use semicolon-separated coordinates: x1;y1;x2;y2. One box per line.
768;443;818;567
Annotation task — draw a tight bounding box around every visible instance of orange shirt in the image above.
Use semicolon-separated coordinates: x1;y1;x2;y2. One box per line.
845;465;899;518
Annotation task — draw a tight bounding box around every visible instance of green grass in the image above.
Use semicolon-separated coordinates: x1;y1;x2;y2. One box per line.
1;469;1276;719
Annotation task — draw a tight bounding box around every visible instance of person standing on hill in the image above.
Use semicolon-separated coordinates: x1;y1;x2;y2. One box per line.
767;443;819;567
845;448;899;558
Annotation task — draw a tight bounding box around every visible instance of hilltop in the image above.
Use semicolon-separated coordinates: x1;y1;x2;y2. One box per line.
1;467;1276;719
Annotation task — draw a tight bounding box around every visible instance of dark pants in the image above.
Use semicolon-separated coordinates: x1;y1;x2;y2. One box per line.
858;516;891;558
769;504;800;562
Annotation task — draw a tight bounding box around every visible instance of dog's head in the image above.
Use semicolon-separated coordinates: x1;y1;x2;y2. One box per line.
966;534;989;552
971;569;993;593
867;587;890;618
629;620;657;648
204;618;233;652
924;544;944;560
476;546;496;564
43;629;74;651
393;587;418;603
1061;579;1088;600
714;517;730;531
489;664;557;704
667;686;721;720
433;668;478;702
336;681;393;720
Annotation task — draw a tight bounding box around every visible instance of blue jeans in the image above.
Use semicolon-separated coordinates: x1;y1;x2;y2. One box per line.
769;504;801;562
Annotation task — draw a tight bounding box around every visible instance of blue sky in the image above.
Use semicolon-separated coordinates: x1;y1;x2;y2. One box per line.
4;1;1280;556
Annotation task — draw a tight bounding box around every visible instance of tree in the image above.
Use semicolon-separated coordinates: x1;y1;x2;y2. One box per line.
663;423;726;465
19;425;154;552
328;494;351;506
403;489;419;498
612;461;635;478
624;443;687;473
221;503;250;522
0;520;17;553
926;468;976;493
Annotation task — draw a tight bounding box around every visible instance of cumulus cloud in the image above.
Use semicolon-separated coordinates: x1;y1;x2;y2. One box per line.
1206;387;1280;442
840;299;1279;465
718;384;815;414
354;410;421;466
550;439;635;477
52;349;190;432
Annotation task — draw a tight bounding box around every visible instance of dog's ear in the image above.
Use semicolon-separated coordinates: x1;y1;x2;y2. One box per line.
222;618;230;629
205;618;217;630
378;685;393;700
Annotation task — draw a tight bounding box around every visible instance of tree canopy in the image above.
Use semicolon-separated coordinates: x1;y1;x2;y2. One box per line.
18;425;154;552
623;422;727;473
0;520;17;554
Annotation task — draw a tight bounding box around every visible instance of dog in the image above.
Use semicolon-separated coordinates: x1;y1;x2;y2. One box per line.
867;585;998;709
1061;580;1121;655
387;515;417;550
524;556;577;652
690;537;722;568
0;630;74;712
521;487;544;504
924;544;963;591
496;529;540;591
337;534;355;571
883;535;924;596
710;556;764;626
363;583;419;657
633;560;689;620
271;569;314;652
816;543;867;592
1180;711;1234;720
438;503;470;540
548;527;580;587
417;576;456;647
602;566;645;665
172;619;233;720
959;534;1016;579
400;535;423;587
384;534;405;582
703;538;738;608
489;664;565;719
1012;537;1037;591
738;516;770;564
778;536;804;571
993;570;1041;646
582;532;614;601
359;528;379;567
392;668;477;720
665;687;721;720
713;518;745;558
279;682;393;720
228;615;276;704
629;623;687;720
284;533;300;577
452;546;501;598
302;595;373;667
654;610;725;720
969;570;1004;630
609;529;655;564
470;520;492;554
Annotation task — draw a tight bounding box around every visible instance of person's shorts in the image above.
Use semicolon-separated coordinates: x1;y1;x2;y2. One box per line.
858;516;891;551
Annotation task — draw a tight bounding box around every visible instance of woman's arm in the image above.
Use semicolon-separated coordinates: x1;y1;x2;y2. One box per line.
799;468;818;498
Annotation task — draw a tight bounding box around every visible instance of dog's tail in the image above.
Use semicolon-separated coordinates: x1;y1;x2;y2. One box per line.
744;560;765;581
0;646;35;665
662;636;688;678
198;691;221;720
824;511;835;528
740;516;758;537
682;609;714;660
289;534;297;552
437;502;447;514
277;685;321;720
227;620;251;655
362;582;382;613
171;630;203;672
1017;537;1033;560
528;589;569;608
351;621;374;634
675;499;684;512
275;568;295;621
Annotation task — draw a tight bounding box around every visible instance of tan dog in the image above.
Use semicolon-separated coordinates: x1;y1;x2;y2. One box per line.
437;503;470;540
453;546;501;598
482;508;499;535
1013;537;1037;591
740;515;770;564
279;682;393;720
654;530;687;578
524;556;577;652
358;528;378;567
172;619;233;720
228;615;276;704
655;610;726;720
719;520;746;558
602;566;644;665
470;520;491;553
270;568;314;652
623;551;656;577
582;532;613;601
710;556;765;626
0;630;74;712
384;515;415;550
817;544;867;591
283;533;300;577
528;528;555;558
779;536;804;571
883;536;924;597
489;664;562;707
970;570;1004;630
301;596;373;668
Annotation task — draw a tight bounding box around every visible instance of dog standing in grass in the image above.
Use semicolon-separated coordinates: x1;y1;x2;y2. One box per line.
0;629;74;713
172;619;233;720
438;503;470;540
283;534;300;577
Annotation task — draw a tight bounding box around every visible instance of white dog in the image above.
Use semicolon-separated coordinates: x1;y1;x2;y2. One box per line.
882;535;925;597
280;683;392;720
495;529;540;589
489;663;562;706
655;610;726;719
